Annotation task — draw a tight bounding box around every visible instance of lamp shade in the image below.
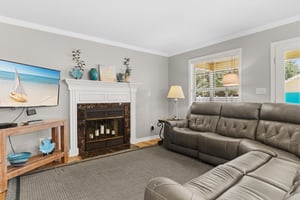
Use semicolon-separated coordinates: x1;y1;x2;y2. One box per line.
222;73;239;87
167;85;185;99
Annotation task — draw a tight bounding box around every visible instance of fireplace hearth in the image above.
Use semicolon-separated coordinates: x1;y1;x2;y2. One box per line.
77;103;130;157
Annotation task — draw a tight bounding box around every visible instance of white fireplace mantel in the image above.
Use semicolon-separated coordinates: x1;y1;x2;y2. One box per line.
65;79;137;156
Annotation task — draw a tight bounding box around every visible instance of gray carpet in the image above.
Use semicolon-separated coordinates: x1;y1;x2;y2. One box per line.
7;146;213;200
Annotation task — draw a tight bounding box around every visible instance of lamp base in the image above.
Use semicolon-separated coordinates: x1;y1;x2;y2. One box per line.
173;98;179;120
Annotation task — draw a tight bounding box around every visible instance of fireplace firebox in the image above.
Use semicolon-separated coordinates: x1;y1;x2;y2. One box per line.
77;103;130;157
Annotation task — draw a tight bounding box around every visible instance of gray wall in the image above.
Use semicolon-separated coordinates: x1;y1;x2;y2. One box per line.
169;21;300;118
0;22;169;154
2;20;299;155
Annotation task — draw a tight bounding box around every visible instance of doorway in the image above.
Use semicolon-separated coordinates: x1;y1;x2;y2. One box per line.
271;37;300;104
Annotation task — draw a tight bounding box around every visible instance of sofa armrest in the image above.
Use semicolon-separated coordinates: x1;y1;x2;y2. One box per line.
161;119;187;128
144;177;204;200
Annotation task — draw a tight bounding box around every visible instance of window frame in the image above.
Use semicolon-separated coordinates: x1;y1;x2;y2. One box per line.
188;48;242;106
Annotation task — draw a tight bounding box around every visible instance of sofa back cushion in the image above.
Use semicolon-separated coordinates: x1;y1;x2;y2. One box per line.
257;103;300;157
188;102;222;132
216;103;261;139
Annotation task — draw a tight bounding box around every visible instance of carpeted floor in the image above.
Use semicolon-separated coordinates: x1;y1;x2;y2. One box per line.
7;146;213;200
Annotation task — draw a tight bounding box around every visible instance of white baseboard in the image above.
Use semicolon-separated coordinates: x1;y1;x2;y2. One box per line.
132;135;160;144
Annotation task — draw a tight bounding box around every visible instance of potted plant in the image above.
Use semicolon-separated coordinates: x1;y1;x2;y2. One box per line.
71;49;85;79
123;57;132;82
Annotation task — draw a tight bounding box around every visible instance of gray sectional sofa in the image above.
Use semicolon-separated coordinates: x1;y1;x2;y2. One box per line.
144;102;300;200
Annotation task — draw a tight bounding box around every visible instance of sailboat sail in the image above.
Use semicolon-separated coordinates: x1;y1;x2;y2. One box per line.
9;69;27;102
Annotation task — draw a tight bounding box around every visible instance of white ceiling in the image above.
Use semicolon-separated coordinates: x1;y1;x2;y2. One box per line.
0;0;299;57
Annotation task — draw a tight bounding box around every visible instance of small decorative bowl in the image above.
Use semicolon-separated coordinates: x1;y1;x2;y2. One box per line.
7;152;31;166
39;138;55;155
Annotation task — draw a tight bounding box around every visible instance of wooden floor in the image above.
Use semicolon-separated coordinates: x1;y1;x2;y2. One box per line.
135;138;160;148
0;138;159;200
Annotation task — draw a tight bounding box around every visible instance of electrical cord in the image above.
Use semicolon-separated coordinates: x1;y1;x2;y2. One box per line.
8;136;15;153
12;107;25;123
8;107;25;153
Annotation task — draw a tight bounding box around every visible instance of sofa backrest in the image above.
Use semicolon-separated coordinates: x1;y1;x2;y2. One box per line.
256;103;300;157
216;103;261;139
188;102;222;132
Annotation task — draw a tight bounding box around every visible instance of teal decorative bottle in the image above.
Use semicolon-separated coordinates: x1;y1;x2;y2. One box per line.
89;68;98;80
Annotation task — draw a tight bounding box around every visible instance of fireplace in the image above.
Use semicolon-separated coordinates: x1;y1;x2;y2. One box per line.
65;79;137;157
77;103;130;157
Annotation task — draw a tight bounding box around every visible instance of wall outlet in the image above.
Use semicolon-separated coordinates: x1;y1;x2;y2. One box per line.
26;108;37;116
256;88;266;95
150;123;154;131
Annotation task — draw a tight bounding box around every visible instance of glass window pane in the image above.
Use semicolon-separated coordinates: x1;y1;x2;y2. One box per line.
195;70;210;89
284;54;300;104
214;71;224;88
192;50;241;103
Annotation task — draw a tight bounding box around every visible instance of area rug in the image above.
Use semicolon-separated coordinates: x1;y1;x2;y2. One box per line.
9;146;213;200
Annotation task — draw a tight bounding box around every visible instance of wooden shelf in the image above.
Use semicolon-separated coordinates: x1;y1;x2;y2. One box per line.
0;119;68;193
7;151;65;179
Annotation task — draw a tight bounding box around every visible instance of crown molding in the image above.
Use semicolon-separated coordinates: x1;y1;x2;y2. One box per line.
0;15;299;58
169;15;300;57
0;16;168;57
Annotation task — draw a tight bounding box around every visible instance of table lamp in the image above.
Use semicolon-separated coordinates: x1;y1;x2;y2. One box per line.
167;85;185;120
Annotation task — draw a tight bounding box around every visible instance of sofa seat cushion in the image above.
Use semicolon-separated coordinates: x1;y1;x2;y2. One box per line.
184;165;242;200
216;176;286;200
197;132;241;161
225;150;272;174
172;127;201;149
145;177;205;200
248;157;300;191
238;139;300;164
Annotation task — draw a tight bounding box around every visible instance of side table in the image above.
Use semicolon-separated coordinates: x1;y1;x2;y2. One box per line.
157;119;183;145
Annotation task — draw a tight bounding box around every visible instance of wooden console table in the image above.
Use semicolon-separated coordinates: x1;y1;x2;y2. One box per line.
0;119;68;193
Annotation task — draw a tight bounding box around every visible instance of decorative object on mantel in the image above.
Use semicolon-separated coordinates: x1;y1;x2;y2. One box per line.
116;72;124;82
123;57;132;82
71;49;85;79
99;65;116;82
39;138;55;155
89;67;98;80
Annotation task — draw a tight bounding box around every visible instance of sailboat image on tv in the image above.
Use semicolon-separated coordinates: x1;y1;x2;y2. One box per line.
9;68;27;102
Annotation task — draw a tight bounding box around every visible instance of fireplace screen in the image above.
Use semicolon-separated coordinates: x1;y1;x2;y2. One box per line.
77;103;130;157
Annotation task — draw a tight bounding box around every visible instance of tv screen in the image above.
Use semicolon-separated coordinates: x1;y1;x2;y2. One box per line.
0;59;60;107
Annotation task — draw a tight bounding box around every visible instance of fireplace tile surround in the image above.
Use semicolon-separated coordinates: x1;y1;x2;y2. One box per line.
65;79;137;156
77;103;131;157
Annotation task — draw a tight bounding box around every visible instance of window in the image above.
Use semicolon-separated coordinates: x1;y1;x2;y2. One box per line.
188;49;241;104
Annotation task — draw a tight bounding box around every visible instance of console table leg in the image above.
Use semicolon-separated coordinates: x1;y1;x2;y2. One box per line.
51;127;59;150
0;133;7;193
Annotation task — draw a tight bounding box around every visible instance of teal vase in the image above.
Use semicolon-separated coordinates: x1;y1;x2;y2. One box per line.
89;68;98;80
71;67;83;79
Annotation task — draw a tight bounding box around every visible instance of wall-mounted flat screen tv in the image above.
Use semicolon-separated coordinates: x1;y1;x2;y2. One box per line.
0;59;60;107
